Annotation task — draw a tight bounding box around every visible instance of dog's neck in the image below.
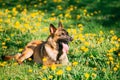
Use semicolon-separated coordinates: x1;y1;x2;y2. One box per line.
46;36;59;50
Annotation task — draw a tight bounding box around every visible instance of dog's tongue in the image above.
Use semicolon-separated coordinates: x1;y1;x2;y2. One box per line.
62;43;69;53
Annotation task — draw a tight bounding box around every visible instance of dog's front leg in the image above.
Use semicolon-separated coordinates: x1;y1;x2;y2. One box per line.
59;53;69;65
17;48;33;64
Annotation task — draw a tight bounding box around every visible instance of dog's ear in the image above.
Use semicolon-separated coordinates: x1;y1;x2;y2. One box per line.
50;24;56;34
58;21;63;29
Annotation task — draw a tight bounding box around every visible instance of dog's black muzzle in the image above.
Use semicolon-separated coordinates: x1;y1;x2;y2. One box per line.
67;36;73;42
69;36;73;42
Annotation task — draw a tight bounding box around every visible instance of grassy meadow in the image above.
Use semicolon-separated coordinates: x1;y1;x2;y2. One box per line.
0;0;120;80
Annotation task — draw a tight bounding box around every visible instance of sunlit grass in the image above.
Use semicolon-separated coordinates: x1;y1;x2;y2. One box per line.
0;0;120;80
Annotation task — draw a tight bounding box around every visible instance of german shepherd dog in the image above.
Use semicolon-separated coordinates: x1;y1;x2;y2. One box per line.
4;22;73;66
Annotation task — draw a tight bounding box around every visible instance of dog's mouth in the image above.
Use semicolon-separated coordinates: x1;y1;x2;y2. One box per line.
62;42;69;53
57;37;72;53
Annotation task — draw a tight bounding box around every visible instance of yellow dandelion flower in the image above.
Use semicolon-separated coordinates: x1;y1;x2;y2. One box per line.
118;38;120;42
79;38;85;42
113;67;118;72
43;0;47;4
93;67;97;71
42;57;47;62
90;55;94;58
106;53;113;57
2;42;6;45
57;5;62;10
111;35;118;40
28;69;32;73
77;15;81;19
116;64;119;68
81;46;88;52
59;14;63;17
84;73;90;79
3;61;7;65
81;46;86;50
106;61;110;65
83;9;87;13
5;19;11;24
84;48;89;52
11;33;14;37
72;61;78;66
8;14;12;18
5;9;10;13
24;23;29;28
0;63;5;67
102;68;106;72
15;21;20;28
66;66;72;71
110;30;114;35
0;27;3;32
49;17;56;21
58;0;62;2
0;18;3;22
38;18;42;22
78;24;83;27
13;62;18;66
12;7;16;12
34;4;37;8
39;72;42;75
36;22;40;27
80;27;83;31
92;73;97;78
115;44;119;48
51;64;56;70
100;31;103;35
65;13;71;18
51;13;55;16
108;56;113;61
6;38;10;41
48;75;53;79
53;0;57;3
42;78;46;80
78;34;83;38
107;49;114;53
56;70;63;75
118;52;120;57
18;48;23;52
42;65;47;70
16;4;21;8
28;58;32;61
99;37;104;42
2;46;7;49
84;42;90;46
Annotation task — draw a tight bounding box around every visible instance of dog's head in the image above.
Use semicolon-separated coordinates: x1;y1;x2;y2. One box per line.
49;22;73;53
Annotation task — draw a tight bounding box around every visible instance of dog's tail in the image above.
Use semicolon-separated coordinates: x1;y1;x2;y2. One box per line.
1;53;21;61
2;55;14;61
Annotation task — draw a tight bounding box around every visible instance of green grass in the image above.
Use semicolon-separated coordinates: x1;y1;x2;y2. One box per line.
0;0;120;80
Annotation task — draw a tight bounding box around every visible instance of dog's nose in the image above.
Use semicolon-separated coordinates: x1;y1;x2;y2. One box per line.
70;37;73;41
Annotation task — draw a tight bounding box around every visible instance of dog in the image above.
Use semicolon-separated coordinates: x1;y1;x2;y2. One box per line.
3;22;73;66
